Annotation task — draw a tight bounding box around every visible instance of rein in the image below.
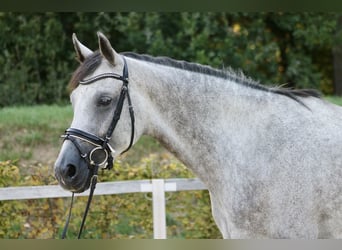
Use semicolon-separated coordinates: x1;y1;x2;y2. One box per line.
61;56;135;239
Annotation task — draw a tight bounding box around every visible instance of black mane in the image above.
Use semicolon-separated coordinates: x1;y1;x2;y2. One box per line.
122;52;321;101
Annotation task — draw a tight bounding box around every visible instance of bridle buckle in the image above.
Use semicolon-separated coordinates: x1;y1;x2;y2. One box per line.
89;146;109;169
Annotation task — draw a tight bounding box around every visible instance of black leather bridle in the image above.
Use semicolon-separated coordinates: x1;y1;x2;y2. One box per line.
62;56;135;170
61;56;135;239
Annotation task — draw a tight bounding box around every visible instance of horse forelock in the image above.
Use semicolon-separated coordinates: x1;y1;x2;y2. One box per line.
68;51;102;91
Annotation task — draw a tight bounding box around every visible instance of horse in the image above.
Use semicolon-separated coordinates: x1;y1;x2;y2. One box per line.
54;32;342;239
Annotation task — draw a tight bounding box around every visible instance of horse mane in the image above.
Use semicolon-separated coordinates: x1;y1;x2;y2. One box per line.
122;52;321;102
69;51;321;104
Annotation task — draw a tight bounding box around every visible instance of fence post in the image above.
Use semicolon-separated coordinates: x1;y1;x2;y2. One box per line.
152;179;167;239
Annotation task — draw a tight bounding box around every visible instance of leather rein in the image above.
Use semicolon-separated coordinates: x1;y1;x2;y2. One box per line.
61;57;135;238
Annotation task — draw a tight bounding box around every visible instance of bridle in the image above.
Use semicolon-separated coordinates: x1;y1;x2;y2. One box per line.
61;56;135;238
63;57;134;170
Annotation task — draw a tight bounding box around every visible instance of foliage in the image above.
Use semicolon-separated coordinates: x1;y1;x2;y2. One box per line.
0;12;339;107
0;155;222;239
0;13;72;106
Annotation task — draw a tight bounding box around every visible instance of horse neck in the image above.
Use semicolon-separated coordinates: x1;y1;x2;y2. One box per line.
131;58;270;182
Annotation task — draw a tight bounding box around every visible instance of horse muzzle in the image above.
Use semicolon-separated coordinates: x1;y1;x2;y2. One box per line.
54;140;93;193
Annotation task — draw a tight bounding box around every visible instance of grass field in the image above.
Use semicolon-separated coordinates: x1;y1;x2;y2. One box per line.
0;105;72;162
324;96;342;106
0;104;170;169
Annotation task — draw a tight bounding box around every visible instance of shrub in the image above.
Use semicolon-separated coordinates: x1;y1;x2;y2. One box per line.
0;12;339;107
0;154;222;239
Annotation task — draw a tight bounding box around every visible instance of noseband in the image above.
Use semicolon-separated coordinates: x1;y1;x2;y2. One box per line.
62;56;135;170
61;56;135;239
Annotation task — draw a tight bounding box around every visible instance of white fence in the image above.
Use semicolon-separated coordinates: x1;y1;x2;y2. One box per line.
0;178;207;239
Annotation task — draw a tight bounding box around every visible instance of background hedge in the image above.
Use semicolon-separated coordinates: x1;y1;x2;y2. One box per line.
0;155;221;239
0;12;340;107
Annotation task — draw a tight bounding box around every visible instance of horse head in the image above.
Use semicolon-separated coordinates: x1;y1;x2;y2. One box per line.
54;32;140;193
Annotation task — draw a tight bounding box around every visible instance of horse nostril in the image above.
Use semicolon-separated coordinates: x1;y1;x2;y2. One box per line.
66;164;77;178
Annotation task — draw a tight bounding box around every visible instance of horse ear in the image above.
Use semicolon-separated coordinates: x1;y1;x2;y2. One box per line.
97;31;119;66
72;33;93;63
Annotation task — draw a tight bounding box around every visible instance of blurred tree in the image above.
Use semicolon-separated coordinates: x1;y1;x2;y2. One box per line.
0;12;339;107
333;15;342;96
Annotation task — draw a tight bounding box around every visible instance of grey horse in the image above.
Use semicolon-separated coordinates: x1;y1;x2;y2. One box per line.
55;32;342;238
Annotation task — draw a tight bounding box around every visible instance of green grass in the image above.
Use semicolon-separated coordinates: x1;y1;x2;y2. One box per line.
0;105;72;161
324;96;342;106
0;104;166;164
0;104;72;128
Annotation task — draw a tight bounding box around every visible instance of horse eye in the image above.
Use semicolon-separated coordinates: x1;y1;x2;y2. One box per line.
97;96;112;106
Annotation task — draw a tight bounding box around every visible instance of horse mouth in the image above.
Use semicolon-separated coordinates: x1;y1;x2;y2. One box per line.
63;177;91;193
54;165;92;193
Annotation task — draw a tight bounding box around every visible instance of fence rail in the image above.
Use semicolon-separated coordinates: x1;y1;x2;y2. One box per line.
0;178;206;200
0;178;208;239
